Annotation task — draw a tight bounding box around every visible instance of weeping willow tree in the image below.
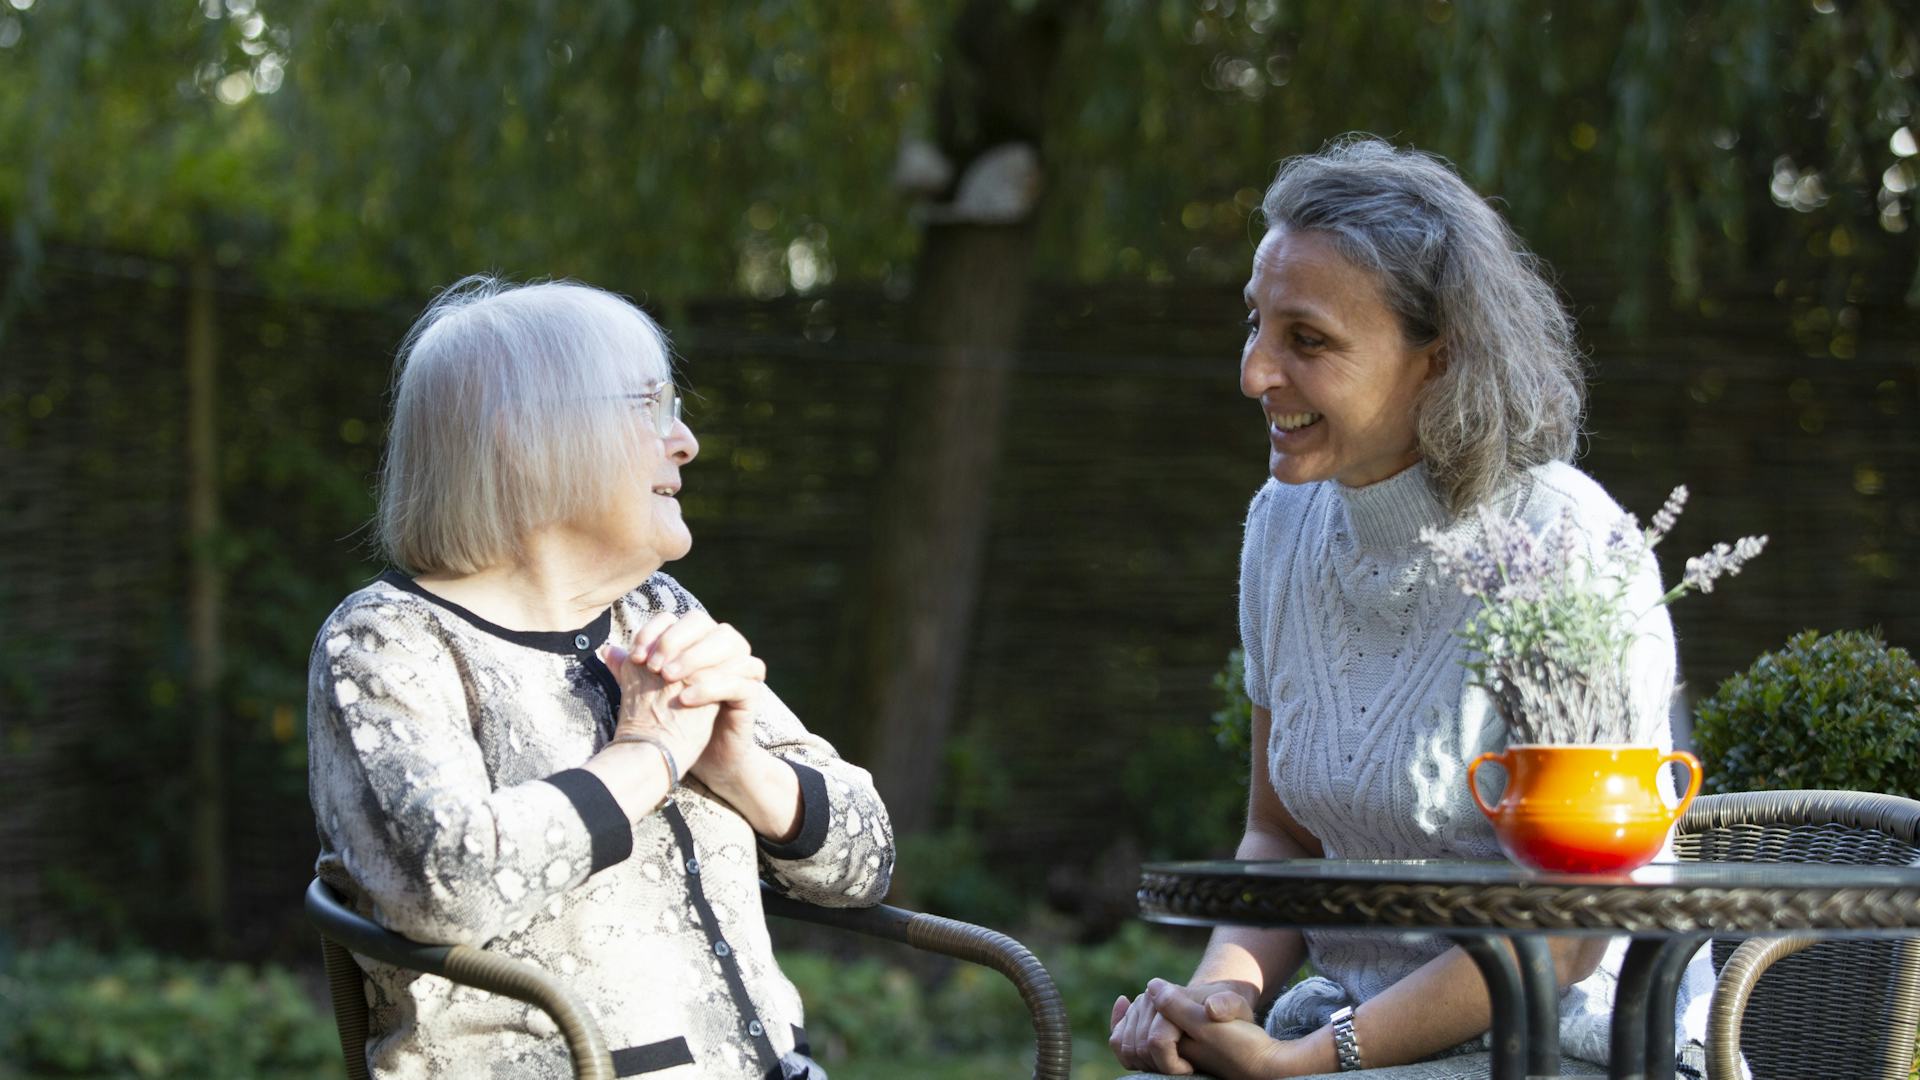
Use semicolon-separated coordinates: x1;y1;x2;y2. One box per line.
1048;1;1919;310
3;0;1915;911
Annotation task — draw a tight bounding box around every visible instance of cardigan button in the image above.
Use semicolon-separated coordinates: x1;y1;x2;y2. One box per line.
714;940;731;957
686;858;700;875
574;633;590;650
748;1020;764;1037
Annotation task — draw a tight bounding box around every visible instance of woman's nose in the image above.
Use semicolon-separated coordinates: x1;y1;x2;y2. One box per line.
1240;343;1286;399
665;420;699;465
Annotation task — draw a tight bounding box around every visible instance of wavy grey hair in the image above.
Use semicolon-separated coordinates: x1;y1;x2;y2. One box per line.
377;276;672;575
1260;137;1584;514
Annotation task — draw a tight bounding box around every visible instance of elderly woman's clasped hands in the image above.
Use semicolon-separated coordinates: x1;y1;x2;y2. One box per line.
603;610;806;842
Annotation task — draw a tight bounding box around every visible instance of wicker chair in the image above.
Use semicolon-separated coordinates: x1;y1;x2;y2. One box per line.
1672;789;1920;1080
306;877;1071;1080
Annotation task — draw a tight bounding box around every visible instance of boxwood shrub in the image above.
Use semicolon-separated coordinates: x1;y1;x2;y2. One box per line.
1692;629;1920;798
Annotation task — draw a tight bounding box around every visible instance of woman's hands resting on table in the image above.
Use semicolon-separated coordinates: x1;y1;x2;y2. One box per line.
596;610;803;843
1113;976;1305;1076
1111;980;1315;1079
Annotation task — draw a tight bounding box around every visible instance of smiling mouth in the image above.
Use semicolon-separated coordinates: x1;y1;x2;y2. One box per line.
1267;411;1323;433
651;485;679;498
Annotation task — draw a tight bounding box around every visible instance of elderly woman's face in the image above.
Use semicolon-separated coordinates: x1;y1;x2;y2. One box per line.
590;390;700;570
1240;228;1439;489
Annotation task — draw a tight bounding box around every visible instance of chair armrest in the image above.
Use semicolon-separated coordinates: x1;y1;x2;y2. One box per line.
304;878;614;1080
761;884;1072;1080
1706;934;1821;1080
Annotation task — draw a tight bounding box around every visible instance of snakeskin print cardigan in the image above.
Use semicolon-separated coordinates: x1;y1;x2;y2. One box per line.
308;570;894;1079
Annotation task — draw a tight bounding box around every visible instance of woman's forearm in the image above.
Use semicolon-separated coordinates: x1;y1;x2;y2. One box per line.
1336;936;1599;1069
698;744;803;843
1191;827;1311;1006
582;740;680;823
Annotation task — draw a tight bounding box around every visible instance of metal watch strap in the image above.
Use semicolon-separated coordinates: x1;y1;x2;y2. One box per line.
1330;1005;1363;1072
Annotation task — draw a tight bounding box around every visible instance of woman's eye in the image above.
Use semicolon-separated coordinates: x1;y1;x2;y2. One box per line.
1293;330;1326;350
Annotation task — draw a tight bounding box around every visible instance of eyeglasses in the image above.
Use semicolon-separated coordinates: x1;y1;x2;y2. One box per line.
616;381;683;438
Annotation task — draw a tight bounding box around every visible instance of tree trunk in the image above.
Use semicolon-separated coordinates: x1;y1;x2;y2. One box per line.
186;250;226;948
857;0;1080;836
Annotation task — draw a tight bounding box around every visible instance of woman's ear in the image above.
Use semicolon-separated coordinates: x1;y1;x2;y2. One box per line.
1420;340;1449;382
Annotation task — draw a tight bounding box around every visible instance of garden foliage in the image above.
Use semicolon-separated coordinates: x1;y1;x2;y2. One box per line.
1693;629;1920;797
779;920;1203;1074
0;943;338;1079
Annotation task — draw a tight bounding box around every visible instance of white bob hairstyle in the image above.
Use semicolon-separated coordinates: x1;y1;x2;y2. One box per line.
376;276;672;576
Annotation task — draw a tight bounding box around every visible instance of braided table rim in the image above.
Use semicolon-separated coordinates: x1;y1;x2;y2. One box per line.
1137;865;1920;936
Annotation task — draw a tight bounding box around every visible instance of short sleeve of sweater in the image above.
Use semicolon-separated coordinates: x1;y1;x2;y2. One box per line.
1238;482;1277;710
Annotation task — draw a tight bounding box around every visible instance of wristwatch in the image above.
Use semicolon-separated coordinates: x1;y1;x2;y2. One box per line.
1329;1005;1363;1072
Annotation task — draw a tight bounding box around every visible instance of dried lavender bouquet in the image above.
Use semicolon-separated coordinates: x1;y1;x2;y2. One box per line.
1421;487;1767;745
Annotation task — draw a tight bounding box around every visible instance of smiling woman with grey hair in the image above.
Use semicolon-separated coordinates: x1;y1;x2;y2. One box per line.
309;277;892;1080
1109;138;1712;1079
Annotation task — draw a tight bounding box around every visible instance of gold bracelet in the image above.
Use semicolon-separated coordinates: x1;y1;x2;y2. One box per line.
609;733;680;788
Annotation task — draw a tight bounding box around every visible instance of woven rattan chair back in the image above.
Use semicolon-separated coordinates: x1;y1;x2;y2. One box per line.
1673;790;1920;1080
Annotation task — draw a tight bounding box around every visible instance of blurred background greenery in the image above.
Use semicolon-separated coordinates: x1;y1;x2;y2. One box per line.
2;1;1918;1075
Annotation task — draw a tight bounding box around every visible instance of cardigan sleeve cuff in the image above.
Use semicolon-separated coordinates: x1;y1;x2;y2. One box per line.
758;759;830;861
543;768;632;874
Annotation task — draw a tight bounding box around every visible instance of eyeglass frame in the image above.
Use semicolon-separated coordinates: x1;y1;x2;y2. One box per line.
612;381;683;438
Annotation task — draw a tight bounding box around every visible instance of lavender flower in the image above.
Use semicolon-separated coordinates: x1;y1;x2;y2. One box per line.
1546;507;1585;579
1421;522;1502;598
1423;481;1766;745
1648;486;1689;543
1680;535;1769;594
1604;513;1644;558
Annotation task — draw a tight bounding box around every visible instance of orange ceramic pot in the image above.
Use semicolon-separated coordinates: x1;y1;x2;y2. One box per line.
1468;744;1703;874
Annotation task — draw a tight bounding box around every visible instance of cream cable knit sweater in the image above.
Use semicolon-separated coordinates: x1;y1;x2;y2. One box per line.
1238;461;1711;1069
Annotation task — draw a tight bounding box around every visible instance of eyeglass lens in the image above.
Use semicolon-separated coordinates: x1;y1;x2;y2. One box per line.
651;384;681;437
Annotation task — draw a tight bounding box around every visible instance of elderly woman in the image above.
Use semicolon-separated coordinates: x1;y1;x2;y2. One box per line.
1108;139;1712;1079
308;278;892;1080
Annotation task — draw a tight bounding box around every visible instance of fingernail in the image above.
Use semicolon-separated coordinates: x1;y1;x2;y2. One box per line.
663;664;680;679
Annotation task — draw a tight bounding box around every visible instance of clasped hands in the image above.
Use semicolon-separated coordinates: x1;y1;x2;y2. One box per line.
601;609;769;792
1110;980;1312;1079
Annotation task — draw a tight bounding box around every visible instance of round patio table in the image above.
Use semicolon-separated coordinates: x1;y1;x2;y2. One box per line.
1138;859;1920;1080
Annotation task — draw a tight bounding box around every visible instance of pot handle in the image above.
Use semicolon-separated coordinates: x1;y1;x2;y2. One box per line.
1467;750;1509;821
1659;750;1704;819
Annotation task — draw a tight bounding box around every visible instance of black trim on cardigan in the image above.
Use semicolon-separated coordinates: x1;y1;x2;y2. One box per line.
377;570;614;656
542;768;632;874
663;801;780;1073
611;1036;695;1075
757;761;830;861
582;651;623;742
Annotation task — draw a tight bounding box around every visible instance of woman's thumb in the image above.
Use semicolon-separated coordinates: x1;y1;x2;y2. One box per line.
1204;991;1253;1023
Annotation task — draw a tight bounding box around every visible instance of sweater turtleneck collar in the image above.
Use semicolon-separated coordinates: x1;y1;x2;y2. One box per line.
1335;461;1451;554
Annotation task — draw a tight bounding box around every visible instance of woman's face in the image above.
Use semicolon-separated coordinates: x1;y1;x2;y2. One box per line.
586;390;700;573
1240;227;1440;489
